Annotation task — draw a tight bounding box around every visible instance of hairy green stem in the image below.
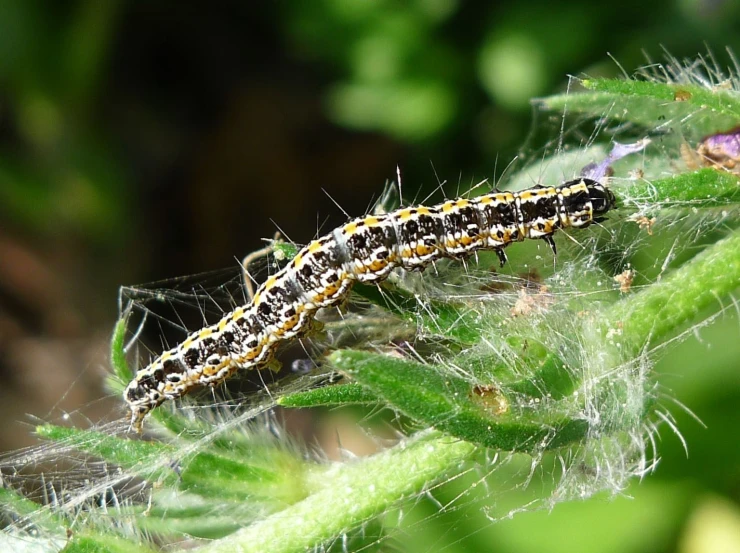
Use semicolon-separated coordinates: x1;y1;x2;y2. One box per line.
605;227;740;350
198;431;475;553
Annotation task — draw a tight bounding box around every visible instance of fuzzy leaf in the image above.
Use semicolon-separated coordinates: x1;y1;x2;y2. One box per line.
277;382;379;408
36;425;310;504
507;353;577;399
134;501;259;540
354;282;484;343
605;227;740;351
624;168;740;208
198;431;476;553
330;350;589;452
64;533;156;553
0;487;66;536
36;424;173;478
107;315;133;393
583;78;740;121
539;78;740;135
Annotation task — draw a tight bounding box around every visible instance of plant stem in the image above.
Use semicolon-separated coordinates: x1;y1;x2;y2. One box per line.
198;431;475;553
604;227;740;351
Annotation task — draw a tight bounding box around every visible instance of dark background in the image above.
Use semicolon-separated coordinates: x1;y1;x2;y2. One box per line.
1;1;739;551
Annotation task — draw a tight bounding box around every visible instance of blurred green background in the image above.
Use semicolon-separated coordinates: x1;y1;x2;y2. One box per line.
0;1;739;552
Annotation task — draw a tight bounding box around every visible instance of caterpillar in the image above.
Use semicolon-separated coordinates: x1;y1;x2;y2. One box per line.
124;177;616;432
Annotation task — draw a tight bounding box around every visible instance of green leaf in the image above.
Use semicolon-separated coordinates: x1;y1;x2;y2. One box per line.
64;533;156;553
582;78;740;122
622;168;740;208
134;501;257;540
35;425;310;504
538;78;740;135
277;382;379;408
604;227;740;352
198;431;476;553
507;353;577;399
107;314;132;392
330;350;588;452
354;282;484;343
0;487;66;536
36;424;177;482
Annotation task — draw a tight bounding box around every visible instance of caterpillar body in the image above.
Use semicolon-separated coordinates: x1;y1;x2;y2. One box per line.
124;177;616;431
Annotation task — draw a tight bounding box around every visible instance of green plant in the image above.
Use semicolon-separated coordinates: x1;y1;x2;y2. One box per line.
3;54;739;553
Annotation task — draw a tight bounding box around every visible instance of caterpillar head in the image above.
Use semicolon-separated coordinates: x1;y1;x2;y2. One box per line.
584;178;617;217
562;177;617;228
124;377;158;433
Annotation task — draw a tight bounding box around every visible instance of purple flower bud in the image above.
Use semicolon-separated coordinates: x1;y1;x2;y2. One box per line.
582;139;650;181
697;126;740;171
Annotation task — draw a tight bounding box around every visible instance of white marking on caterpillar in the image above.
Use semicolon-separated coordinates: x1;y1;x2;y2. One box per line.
124;177;616;432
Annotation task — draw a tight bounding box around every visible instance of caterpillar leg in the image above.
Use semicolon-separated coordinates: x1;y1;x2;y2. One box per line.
264;358;283;373
542;235;557;255
495;249;507;267
129;405;149;434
